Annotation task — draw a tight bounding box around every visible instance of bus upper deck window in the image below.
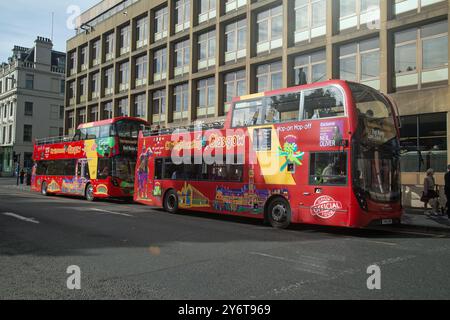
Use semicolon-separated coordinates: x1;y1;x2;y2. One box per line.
264;93;300;124
303;86;345;120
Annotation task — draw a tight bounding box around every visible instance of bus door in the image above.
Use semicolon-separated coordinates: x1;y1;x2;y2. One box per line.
299;151;349;225
75;159;90;195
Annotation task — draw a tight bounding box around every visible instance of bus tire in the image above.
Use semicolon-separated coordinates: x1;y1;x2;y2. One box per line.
41;181;49;196
85;184;95;202
163;189;179;214
266;197;291;229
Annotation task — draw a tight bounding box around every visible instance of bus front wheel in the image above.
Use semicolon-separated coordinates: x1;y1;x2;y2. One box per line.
164;190;179;214
267;197;291;229
85;184;95;202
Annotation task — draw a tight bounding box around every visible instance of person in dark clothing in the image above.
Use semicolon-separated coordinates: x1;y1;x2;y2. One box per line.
444;164;450;218
19;169;25;185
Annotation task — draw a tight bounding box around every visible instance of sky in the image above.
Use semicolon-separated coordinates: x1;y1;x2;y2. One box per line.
0;0;99;62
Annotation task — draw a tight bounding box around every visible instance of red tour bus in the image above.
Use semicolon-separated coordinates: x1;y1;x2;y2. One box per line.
134;80;402;229
32;117;148;201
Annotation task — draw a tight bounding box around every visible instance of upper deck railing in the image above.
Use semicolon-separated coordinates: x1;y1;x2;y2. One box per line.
35;135;74;146
142;121;225;137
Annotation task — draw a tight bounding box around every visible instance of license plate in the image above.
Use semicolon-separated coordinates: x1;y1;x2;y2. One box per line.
382;219;393;225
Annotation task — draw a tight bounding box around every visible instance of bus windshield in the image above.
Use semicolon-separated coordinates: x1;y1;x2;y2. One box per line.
115;120;143;139
112;156;136;183
350;83;401;204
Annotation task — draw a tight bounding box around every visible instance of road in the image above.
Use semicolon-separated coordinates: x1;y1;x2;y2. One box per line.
0;182;449;299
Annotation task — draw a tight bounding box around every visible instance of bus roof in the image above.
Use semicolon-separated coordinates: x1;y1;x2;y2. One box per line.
232;79;350;103
77;116;148;129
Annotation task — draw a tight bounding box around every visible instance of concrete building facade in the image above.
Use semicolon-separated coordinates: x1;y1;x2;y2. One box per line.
66;0;449;205
0;37;66;176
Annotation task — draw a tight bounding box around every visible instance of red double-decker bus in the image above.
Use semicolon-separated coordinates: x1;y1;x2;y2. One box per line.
134;80;402;229
32;117;148;201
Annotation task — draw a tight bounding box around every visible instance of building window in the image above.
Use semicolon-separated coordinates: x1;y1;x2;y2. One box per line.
198;30;216;70
103;101;113;120
174;39;190;77
88;106;98;122
120;25;131;55
8;125;12;143
92;39;101;66
79;77;87;102
80;46;88;70
68;81;75;104
77;109;86;125
24;102;33;116
198;0;216;24
134;94;146;118
395;0;446;16
104;68;114;96
294;50;326;85
339;38;380;90
173;83;189;122
25;74;34;89
155;6;168;41
50;105;60;120
339;0;380;31
175;0;191;33
136;16;149;48
105;33;115;61
256;61;283;92
400;113;447;172
60;80;65;94
152;89;166;124
153;47;167;82
224;70;246;113
225;19;246;63
69;51;77;75
91;72;100;99
294;0;326;43
67;111;75;134
135;55;148;87
394;20;448;91
118;98;129;117
119;61;130;92
197;77;215;119
256;5;283;54
23;125;32;142
9;102;13;117
225;0;247;13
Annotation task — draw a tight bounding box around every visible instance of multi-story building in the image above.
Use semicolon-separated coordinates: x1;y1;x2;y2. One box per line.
67;0;449;205
0;37;65;176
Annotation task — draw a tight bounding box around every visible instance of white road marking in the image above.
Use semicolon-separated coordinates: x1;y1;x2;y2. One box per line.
90;208;133;217
1;212;39;224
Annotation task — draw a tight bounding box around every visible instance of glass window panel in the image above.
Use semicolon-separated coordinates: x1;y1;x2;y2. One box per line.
361;51;380;79
340;56;357;81
395;43;417;73
422;36;448;69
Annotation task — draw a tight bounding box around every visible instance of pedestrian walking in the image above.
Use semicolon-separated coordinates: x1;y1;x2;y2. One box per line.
444;165;450;218
421;168;439;215
19;168;25;185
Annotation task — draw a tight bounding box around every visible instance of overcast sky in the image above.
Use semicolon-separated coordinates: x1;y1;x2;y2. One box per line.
0;0;99;62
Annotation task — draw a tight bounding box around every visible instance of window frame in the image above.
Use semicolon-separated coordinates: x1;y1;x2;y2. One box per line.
256;6;283;54
308;151;349;186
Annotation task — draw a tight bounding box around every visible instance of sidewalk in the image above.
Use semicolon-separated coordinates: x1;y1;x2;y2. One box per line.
402;208;450;231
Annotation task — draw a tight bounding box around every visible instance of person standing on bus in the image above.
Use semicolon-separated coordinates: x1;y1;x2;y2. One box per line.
444;165;450;218
423;168;439;215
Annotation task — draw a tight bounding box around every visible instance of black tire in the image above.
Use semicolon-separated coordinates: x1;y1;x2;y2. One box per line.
41;181;49;196
85;184;95;202
163;189;179;214
267;197;291;229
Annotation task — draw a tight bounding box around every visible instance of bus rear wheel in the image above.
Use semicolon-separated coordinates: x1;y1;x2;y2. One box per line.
164;190;179;214
85;184;95;202
267;197;291;229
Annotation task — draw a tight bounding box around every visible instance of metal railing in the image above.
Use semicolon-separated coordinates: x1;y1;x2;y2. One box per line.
142;121;225;137
35;135;74;146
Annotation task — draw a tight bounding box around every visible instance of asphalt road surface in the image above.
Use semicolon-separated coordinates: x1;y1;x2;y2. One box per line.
1;184;449;299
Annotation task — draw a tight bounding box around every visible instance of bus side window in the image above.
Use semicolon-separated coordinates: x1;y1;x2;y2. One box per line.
309;152;347;185
265;93;300;124
303;86;345;120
